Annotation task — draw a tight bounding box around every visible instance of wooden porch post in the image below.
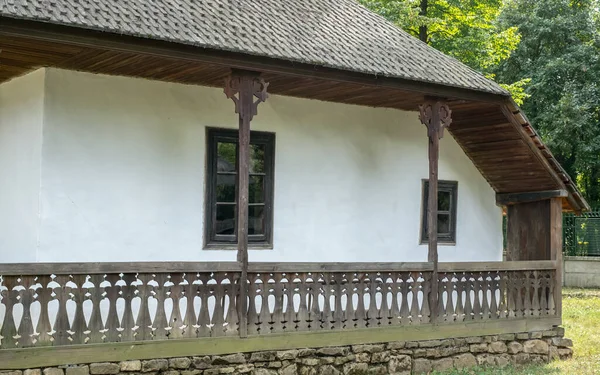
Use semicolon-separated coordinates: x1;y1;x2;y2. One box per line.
419;100;452;324
224;70;269;338
550;197;563;320
504;195;564;320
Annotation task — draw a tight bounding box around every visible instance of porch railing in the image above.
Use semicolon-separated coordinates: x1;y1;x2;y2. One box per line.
0;261;559;349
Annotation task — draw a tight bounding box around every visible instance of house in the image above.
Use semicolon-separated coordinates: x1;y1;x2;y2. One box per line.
0;0;586;373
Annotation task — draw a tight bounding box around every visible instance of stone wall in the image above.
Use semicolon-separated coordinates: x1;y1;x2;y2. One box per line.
0;328;572;375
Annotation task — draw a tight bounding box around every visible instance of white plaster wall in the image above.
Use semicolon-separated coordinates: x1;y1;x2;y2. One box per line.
0;70;45;260
5;68;503;263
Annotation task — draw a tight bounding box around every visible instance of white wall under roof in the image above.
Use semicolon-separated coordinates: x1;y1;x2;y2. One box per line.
0;69;44;260
0;68;503;263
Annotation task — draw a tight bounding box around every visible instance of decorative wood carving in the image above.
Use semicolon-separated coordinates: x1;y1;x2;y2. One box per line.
224;71;269;122
419;101;452;139
224;69;269;338
419;99;452;324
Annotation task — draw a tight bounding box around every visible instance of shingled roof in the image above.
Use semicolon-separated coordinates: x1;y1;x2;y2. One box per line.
0;0;508;96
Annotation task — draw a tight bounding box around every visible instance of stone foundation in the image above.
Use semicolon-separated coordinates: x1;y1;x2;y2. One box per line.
0;328;573;375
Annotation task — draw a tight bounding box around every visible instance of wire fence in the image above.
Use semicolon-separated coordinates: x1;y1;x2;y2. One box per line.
564;210;600;256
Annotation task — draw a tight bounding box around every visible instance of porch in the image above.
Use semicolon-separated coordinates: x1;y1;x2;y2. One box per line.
0;260;561;368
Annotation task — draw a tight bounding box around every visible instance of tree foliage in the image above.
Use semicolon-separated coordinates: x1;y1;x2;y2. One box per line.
494;0;600;207
359;0;522;97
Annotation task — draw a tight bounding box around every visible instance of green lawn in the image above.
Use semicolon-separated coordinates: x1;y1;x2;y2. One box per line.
432;288;600;375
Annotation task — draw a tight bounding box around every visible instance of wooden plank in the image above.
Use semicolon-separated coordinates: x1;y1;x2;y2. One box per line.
496;190;568;206
35;275;52;346
69;274;87;345
500;105;564;190
119;274;137;342
419;100;451;324
53;275;70;346
236;70;251;338
0;316;561;370
0;262;241;276
506;201;552;261
87;274;105;344
1;276;18;349
438;261;558;272
103;274;121;343
196;274;211;338
248;262;434;273
549;197;563;321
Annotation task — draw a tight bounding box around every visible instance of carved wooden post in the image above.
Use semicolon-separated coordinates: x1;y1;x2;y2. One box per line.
419;100;452;324
224;70;269;338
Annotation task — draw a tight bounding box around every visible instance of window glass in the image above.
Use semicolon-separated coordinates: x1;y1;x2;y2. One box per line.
206;129;275;247
421;180;458;244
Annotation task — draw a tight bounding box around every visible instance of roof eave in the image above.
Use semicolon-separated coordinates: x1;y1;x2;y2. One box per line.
503;99;590;213
0;16;511;104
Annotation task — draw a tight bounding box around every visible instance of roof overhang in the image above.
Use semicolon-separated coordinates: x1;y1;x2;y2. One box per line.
0;17;589;213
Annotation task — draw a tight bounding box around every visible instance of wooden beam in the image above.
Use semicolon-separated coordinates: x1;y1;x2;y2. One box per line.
0;317;560;370
224;70;269;338
0;18;509;104
0;262;241;275
438;260;558;272
506;200;552;261
549;197;563;322
496;189;568;206
0;260;557;275
248;262;434;273
419;100;452;324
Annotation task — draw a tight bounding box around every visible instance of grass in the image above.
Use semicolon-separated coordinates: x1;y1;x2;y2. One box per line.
432;288;600;375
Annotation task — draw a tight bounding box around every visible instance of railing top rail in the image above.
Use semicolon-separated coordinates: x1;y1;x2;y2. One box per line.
0;262;435;275
439;260;558;272
0;261;242;275
247;262;434;273
0;260;558;276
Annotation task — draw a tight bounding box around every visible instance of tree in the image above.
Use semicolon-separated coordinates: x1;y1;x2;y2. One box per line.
360;0;526;101
494;0;600;207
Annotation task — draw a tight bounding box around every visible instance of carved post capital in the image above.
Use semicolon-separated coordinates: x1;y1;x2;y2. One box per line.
224;71;269;120
419;101;452;139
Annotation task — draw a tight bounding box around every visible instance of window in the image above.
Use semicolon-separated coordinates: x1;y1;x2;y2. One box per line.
421;180;458;245
205;128;275;248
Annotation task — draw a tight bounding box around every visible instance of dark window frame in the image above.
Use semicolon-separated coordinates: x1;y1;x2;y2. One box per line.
204;127;275;249
420;180;458;245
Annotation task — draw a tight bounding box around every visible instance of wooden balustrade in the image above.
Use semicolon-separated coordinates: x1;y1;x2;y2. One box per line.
245;270;432;335
0;261;559;349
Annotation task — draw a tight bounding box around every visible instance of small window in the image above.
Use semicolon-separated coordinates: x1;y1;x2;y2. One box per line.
205;128;275;248
421;180;458;245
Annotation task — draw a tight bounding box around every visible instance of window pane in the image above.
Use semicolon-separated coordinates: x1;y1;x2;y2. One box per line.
250;144;265;174
438;190;451;211
438;214;450;235
216;204;236;235
217;142;236;172
216;174;236;203
248;205;265;235
249;175;265;203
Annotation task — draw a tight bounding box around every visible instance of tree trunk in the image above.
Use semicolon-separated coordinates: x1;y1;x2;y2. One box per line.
419;0;428;43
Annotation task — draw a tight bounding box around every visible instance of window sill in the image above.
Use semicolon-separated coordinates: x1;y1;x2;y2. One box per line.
203;243;274;251
420;241;456;247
